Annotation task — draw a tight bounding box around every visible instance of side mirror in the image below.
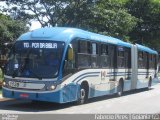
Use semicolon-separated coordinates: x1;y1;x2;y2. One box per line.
68;45;73;61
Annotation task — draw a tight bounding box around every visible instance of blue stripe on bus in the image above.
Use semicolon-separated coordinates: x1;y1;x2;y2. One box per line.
72;72;100;82
107;72;132;77
138;74;147;75
108;72;132;74
76;75;99;83
72;70;153;83
106;73;150;77
106;74;131;77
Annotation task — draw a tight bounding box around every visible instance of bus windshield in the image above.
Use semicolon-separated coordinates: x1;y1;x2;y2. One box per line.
5;40;64;79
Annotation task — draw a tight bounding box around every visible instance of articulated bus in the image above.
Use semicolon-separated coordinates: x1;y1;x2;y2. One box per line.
2;27;158;104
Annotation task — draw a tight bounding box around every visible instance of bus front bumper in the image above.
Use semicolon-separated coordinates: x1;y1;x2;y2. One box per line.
2;87;62;103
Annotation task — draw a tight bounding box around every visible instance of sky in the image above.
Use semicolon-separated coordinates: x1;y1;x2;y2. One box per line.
30;21;41;30
0;1;42;31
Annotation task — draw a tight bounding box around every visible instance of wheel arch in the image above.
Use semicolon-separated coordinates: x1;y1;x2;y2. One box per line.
80;80;89;94
119;78;124;90
76;80;89;104
149;76;152;81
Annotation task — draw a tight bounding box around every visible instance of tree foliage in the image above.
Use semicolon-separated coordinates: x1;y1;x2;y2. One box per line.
125;0;160;51
0;0;137;39
1;0;94;27
0;14;29;44
87;0;137;40
0;0;160;52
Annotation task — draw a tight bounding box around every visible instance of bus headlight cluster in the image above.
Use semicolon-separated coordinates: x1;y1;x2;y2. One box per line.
50;85;56;90
2;81;6;86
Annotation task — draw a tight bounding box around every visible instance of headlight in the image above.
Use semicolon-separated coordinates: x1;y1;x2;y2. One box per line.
50;85;56;90
2;81;6;86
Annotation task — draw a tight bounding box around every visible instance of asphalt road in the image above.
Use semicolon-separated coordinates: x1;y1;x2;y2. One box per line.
0;80;160;114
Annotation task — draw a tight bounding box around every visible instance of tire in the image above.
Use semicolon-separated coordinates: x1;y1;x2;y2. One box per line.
77;85;88;105
31;100;38;104
31;100;43;104
148;78;152;90
117;81;123;97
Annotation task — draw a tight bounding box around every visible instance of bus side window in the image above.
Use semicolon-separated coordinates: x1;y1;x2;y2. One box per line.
91;42;99;68
63;40;77;77
100;43;109;68
117;46;125;68
153;55;156;70
149;54;153;69
155;55;158;70
77;40;91;68
138;51;147;69
150;54;157;70
138;51;143;69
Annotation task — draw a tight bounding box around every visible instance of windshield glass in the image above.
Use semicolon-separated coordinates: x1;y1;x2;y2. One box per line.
5;40;64;79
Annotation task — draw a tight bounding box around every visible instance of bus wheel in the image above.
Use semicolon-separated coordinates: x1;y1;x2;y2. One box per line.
148;77;152;90
77;84;88;105
117;81;123;97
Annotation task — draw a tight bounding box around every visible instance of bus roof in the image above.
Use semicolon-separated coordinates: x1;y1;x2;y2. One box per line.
17;27;157;54
136;44;158;54
17;27;131;48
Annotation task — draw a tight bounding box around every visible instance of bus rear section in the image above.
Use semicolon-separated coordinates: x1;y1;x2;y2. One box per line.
131;44;158;90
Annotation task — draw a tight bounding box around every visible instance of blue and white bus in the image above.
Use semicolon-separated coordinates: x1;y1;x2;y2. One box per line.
2;27;158;104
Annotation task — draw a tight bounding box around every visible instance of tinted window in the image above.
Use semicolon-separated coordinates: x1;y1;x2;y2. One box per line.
117;46;125;68
138;51;147;69
91;43;99;68
6;41;64;78
78;40;91;68
100;44;109;68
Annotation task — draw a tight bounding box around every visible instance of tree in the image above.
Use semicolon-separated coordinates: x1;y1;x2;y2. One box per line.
87;0;137;40
0;0;94;27
0;14;29;44
0;0;138;40
125;0;160;51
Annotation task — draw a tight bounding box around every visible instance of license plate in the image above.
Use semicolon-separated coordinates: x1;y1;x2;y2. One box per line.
20;93;29;98
8;81;20;88
8;81;45;89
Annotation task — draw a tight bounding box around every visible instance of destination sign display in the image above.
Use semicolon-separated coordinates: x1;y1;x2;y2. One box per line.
23;42;58;49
